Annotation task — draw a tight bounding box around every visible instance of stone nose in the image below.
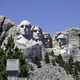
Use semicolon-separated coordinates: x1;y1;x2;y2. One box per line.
24;25;27;28
22;25;27;27
36;31;39;34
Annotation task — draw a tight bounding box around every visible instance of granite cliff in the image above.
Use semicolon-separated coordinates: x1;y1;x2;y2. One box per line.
0;16;80;80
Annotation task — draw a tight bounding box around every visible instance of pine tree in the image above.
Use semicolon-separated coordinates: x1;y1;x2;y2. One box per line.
0;48;7;80
68;55;74;74
55;54;65;67
64;62;70;74
4;35;15;59
20;59;30;78
51;59;56;66
73;61;80;80
34;56;41;68
49;51;55;57
44;52;50;64
4;35;31;78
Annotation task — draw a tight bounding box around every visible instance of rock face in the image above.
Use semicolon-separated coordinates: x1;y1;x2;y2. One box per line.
43;32;52;48
52;28;80;61
1;16;80;80
0;16;16;46
0;16;52;65
31;25;43;41
29;64;74;80
67;28;80;48
0;16;80;62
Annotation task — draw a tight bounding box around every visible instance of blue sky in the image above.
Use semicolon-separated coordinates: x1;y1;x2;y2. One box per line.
0;0;80;34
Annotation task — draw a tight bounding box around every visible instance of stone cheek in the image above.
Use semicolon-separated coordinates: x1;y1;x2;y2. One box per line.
68;33;80;48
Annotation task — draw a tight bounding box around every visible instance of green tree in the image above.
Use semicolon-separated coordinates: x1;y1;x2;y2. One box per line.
49;51;55;57
0;48;7;80
55;54;65;67
34;56;41;68
73;61;80;80
44;52;50;64
51;59;56;66
4;35;15;59
20;60;30;78
4;35;31;78
68;55;74;74
64;62;70;74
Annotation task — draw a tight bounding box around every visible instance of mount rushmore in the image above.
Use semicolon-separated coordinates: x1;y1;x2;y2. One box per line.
0;16;80;80
0;16;80;60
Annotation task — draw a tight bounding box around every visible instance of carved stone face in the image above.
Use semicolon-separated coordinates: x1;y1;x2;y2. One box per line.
43;33;52;48
19;20;31;37
32;26;42;40
57;33;67;47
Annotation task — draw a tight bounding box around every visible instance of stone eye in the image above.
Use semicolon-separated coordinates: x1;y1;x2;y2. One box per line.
21;25;24;28
25;25;28;28
33;30;37;32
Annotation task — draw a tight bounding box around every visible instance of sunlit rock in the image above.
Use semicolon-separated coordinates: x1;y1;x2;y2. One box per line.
31;25;43;41
43;32;52;48
18;20;32;40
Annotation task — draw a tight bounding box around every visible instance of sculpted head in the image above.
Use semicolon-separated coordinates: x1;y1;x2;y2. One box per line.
43;32;52;48
31;25;43;41
56;32;67;47
19;20;32;37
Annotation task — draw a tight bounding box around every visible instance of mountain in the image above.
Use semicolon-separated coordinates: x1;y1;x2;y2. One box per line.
0;16;80;80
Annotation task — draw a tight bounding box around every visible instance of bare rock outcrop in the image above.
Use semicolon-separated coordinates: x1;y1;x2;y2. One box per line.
29;64;74;80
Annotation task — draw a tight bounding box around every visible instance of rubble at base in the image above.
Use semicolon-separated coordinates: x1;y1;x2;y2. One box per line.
29;64;74;80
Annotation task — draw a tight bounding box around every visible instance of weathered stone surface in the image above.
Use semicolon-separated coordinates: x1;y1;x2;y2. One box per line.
52;28;80;61
67;28;80;48
31;25;43;41
43;32;52;48
29;64;74;80
1;16;80;80
0;16;16;47
15;34;43;63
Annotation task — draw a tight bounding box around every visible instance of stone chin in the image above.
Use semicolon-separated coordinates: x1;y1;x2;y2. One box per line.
33;35;40;40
